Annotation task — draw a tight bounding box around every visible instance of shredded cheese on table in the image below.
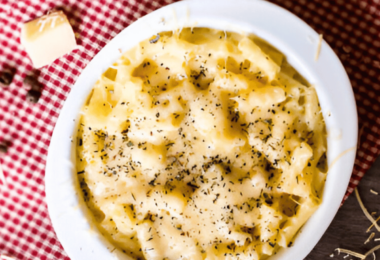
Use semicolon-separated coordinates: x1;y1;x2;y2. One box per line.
357;123;367;149
314;34;323;61
365;245;380;259
335;248;365;259
368;216;380;233
355;188;380;232
0;161;5;185
332;189;380;260
365;232;375;244
77;28;328;260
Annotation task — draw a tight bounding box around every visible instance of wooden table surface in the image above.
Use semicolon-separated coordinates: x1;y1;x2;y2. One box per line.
306;156;380;259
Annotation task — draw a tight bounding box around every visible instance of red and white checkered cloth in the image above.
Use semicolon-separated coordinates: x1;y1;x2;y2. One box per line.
0;0;379;259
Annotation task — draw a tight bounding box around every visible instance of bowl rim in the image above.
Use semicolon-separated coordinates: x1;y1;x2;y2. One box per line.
45;1;358;259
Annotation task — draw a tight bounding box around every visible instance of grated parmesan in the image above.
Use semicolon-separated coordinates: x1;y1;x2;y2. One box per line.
367;216;380;233
342;45;351;53
365;232;375;244
314;34;323;61
334;190;380;260
355;188;380;232
1;255;16;260
335;242;380;259
0;161;5;185
357;123;367;148
370;189;378;195
335;248;365;259
289;195;301;205
365;245;380;258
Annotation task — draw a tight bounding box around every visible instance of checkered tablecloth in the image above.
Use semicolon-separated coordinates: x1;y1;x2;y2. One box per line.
0;0;379;259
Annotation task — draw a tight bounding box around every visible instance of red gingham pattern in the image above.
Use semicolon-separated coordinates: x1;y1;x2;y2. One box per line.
0;0;378;259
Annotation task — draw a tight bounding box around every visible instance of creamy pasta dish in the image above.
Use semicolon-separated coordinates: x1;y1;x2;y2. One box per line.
76;28;327;260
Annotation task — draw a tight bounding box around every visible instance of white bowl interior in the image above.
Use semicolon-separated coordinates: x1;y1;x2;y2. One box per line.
45;1;358;259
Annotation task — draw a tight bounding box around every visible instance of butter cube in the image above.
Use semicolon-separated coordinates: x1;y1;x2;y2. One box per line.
21;11;77;68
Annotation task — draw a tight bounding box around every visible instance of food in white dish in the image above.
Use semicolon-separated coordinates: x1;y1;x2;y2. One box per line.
76;28;327;260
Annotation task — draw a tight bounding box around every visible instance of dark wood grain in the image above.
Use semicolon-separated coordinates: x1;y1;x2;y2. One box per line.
307;156;380;259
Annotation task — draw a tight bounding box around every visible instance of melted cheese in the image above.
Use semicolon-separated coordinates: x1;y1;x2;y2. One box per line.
76;28;327;260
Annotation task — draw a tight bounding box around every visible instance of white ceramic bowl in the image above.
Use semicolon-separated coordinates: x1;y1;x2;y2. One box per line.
45;0;358;259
